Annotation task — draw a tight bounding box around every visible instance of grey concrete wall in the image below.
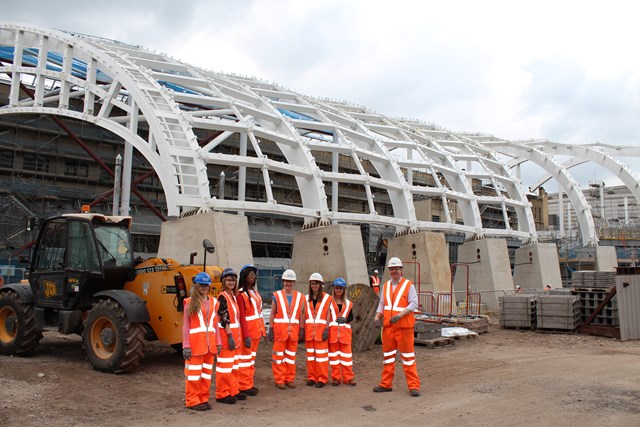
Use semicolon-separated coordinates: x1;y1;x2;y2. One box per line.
596;246;618;271
384;232;450;293
513;243;562;289
157;212;253;270
290;224;368;293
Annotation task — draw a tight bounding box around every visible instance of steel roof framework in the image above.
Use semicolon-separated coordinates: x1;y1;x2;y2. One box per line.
2;22;639;246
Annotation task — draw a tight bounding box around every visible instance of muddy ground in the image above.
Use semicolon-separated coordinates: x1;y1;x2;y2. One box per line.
1;318;640;427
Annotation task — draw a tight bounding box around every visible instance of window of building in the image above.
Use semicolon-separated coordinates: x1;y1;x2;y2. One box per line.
64;160;89;177
23;153;50;173
0;150;14;168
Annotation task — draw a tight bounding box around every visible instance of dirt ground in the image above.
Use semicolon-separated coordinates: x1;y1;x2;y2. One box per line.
1;318;640;427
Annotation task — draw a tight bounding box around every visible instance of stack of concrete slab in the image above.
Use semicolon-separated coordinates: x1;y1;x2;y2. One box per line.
536;295;581;330
572;271;616;288
499;295;537;329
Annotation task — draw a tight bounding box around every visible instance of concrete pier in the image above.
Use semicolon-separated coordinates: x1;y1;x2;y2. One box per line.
513;242;562;289
384;232;451;293
289;224;368;292
156;211;253;270
453;238;514;293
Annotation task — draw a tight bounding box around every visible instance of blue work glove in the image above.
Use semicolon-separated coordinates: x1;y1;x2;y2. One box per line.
217;345;222;353
373;318;383;328
336;317;347;324
182;348;192;360
243;337;252;348
268;328;274;342
228;334;236;351
322;329;329;341
390;315;401;324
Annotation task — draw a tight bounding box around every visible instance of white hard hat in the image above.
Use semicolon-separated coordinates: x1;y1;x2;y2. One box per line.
374;269;379;274
387;257;403;268
282;269;297;281
309;272;323;282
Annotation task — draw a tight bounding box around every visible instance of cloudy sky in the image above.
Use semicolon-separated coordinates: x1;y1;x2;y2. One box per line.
3;0;640;187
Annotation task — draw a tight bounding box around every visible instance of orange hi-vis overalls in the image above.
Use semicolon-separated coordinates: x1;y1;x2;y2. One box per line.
238;289;265;390
304;292;333;383
370;276;381;296
379;278;420;391
271;289;304;385
183;296;218;408
216;291;241;400
329;299;354;383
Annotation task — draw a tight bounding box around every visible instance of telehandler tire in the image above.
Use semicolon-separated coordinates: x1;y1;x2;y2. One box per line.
0;291;39;355
83;298;145;373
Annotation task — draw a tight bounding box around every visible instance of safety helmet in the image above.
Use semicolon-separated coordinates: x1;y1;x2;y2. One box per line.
333;277;347;288
193;272;212;286
220;267;237;281
387;257;403;268
282;269;297;281
373;269;379;274
309;272;323;282
240;264;258;275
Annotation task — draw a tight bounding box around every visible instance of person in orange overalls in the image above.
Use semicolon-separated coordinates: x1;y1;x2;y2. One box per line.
328;277;356;386
216;268;244;404
369;269;381;296
268;269;305;390
237;264;265;396
373;257;421;397
182;272;220;411
304;272;333;388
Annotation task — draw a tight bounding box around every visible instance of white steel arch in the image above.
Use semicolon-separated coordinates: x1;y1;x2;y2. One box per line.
5;22;638;246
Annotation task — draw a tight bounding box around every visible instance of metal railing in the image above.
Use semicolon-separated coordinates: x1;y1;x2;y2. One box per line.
418;289;511;316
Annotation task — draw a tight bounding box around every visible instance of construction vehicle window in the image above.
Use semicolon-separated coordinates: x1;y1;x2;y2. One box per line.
33;220;66;271
68;221;101;272
94;225;134;267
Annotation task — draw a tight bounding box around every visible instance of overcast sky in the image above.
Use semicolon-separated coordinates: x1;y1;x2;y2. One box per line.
3;0;640;188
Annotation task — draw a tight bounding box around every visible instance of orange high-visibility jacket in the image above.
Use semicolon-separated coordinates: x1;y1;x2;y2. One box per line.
382;278;415;329
239;289;265;339
305;293;333;341
218;291;240;332
272;290;304;341
329;299;352;344
185;296;219;356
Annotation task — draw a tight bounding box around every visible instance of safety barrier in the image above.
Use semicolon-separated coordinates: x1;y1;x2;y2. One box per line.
418;289;511;316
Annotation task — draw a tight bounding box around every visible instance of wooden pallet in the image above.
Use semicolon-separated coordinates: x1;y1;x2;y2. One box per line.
447;333;478;341
414;337;455;349
501;325;536;331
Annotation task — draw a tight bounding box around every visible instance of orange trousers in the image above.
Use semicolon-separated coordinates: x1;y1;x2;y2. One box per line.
215;347;240;399
329;341;354;383
238;338;260;390
184;353;214;407
379;326;420;390
272;338;298;384
305;339;329;383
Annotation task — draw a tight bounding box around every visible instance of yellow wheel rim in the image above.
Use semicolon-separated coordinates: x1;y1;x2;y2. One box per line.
0;305;17;344
90;316;116;360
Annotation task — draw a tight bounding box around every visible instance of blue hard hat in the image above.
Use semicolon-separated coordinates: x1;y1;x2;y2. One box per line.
220;267;237;281
240;264;257;275
193;272;212;285
333;277;347;288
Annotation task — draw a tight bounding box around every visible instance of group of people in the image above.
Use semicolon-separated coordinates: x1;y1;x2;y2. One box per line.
182;255;421;411
182;264;263;411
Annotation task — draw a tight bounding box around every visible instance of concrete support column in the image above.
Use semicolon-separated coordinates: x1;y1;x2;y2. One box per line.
290;224;368;291
513;242;562;289
156;212;253;269
453;238;513;309
384;232;450;294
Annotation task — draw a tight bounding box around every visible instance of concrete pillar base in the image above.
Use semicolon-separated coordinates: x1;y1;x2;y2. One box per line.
290;224;368;292
156;211;253;270
595;246;618;271
513;242;562;290
385;232;450;294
